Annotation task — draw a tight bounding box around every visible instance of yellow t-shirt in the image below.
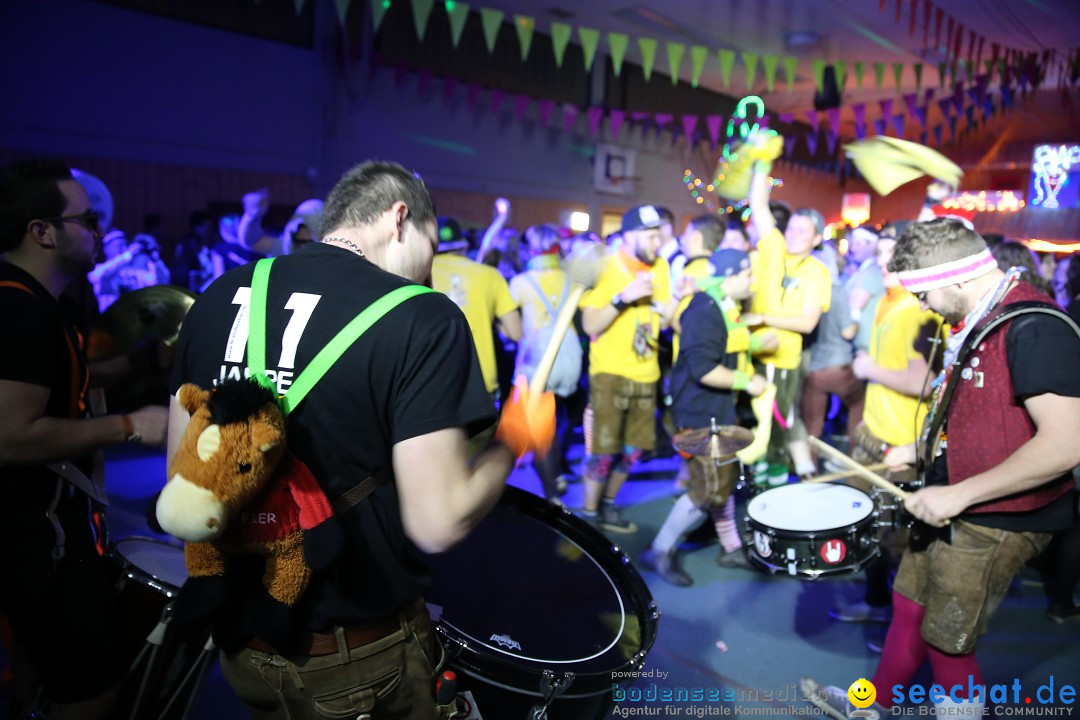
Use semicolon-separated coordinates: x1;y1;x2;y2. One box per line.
509;264;571;339
753;229;832;369
432;253;518;393
672;256;713;363
863;288;942;447
580;249;671;383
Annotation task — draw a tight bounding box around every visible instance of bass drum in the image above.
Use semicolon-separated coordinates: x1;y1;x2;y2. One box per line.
426;487;659;720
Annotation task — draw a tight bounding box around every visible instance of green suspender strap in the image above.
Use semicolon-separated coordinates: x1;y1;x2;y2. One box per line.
246;257;435;416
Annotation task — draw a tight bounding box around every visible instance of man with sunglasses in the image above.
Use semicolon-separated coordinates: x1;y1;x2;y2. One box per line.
0;158;168;719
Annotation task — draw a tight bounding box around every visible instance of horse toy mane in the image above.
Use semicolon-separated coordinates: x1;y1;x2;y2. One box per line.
156;377;341;650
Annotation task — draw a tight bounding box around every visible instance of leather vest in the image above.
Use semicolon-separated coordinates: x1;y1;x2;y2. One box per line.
946;282;1074;514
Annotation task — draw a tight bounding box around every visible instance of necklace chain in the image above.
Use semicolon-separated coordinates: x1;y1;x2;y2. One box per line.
322;237;365;257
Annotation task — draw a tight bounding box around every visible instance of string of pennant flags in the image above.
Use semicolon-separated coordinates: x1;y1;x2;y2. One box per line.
319;0;1080;97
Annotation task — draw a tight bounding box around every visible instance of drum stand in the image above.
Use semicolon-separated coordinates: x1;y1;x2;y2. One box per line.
125;605;216;720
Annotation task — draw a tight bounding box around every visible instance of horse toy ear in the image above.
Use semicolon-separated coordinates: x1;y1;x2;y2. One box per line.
251;411;284;453
178;383;212;414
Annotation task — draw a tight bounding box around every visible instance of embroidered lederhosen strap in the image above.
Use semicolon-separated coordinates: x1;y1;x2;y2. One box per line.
922;301;1080;471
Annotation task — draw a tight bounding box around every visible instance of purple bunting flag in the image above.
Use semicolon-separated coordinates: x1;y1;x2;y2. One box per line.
514;94;530;123
706;115;724;148
892;113;906;137
779;112;794;125
538;98;555;126
805;109;820;135
805;131;818;156
563;104;579;133
784;135;796;156
587;107;604;137
826;107;841;134
873;118;886;136
681;114;699;144
855;122;868;140
609;109;626;138
879;98;893;120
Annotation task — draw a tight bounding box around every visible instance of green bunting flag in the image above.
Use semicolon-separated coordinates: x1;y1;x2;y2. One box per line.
294;0;307;15
332;0;349;24
812;58;826;93
718;49;735;87
609;32;629;76
513;15;534;60
667;42;685;85
742;51;758;89
551;22;572;68
479;7;503;53
874;61;886;89
579;27;599;71
854;60;865;89
690;45;708;88
913;62;923;93
410;0;434;40
783;56;798;91
446;1;470;48
639;38;658;81
892;61;904;90
835;60;847;91
762;54;779;92
938;62;947;87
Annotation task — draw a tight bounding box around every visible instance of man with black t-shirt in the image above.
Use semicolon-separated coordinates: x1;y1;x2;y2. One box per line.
803;218;1080;720
168;161;537;719
0;159;168;719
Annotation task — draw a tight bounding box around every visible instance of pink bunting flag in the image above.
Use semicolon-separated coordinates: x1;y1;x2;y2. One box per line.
706;115;724;148
853;103;866;126
442;76;458;105
587;107;605;137
778;112;794;125
892;113;906;137
904;93;918;117
784;136;796;156
879;98;893;120
805;109;820;135
538;98;555;126
490;89;505;115
466;83;481;111
609;109;626;138
826;107;841;135
563;104;579;133
681;114;699;143
418;68;433;95
514;94;530;123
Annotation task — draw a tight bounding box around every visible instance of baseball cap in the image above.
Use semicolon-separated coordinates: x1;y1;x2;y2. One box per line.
709;248;751;277
621;205;664;233
437;216;468;253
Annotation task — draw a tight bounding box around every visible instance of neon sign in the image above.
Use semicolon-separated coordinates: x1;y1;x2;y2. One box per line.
1028;144;1080;209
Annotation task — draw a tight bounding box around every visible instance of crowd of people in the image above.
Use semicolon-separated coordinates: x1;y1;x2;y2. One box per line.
2;149;1079;719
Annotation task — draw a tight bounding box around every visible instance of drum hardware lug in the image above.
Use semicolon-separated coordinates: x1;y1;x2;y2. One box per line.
526;670;573;719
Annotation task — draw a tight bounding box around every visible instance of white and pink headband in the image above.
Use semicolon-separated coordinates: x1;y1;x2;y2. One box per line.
896;248;997;294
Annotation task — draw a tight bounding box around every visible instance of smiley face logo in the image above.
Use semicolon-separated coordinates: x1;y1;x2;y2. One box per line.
848;678;877;708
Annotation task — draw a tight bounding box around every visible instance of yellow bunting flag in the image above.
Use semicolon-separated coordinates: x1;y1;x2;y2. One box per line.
783;56;798;91
812;58;826;93
667;42;685;85
742;51;758;89
639;38;658;81
608;32;629;76
690;45;708;87
410;0;434;40
551;22;572;68
447;1;470;48
579;27;600;72
762;54;779;92
513;15;534;60
479;7;503;54
718;49;735;87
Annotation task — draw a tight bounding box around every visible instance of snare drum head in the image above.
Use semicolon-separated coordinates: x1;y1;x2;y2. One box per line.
426;487;656;685
113;537;187;591
747;483;873;532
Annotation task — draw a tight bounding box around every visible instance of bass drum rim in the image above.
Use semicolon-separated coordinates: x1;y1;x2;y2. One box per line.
428;486;659;699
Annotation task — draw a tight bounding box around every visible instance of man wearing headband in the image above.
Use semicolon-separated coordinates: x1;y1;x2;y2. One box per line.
803;217;1080;719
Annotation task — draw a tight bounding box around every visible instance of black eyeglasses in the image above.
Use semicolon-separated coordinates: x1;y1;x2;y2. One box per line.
41;210;100;232
914;290;928;304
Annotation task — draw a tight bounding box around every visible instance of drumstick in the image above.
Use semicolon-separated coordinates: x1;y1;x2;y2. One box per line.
529;284;587;397
803;462;888;484
808;437;910;501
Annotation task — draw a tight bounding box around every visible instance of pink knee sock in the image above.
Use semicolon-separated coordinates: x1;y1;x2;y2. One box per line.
871;593;927;708
928;647;984;703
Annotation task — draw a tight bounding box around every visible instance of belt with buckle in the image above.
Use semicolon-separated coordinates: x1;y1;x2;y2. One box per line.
247;598;425;657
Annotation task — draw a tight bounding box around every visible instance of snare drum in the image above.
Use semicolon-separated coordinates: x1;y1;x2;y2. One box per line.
745;483;879;579
426;487;659;720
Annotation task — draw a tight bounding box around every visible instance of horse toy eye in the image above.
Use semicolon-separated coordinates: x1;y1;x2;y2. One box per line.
238;462;253;473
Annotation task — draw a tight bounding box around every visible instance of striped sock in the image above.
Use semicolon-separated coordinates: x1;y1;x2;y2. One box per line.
712;495;742;553
652;494;706;554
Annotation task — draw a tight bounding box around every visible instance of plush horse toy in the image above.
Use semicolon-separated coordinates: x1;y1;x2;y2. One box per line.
156;377;341;644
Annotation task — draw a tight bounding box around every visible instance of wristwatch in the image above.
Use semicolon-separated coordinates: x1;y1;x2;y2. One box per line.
121;414;141;443
611;294;629;312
